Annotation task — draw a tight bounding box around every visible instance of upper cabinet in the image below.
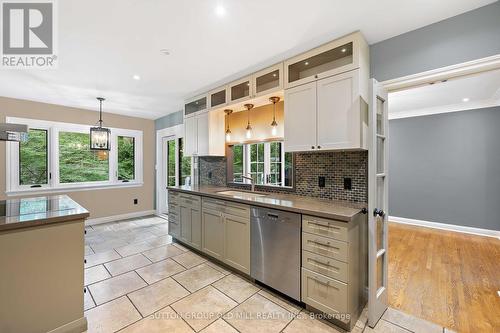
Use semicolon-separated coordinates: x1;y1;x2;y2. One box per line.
209;86;228;110
184;109;225;157
184;94;207;117
284;32;368;89
252;63;283;98
229;76;252;104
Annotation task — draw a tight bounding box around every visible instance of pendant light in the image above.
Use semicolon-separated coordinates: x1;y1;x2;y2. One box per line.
224;109;233;142
269;96;280;136
244;103;254;139
90;97;111;151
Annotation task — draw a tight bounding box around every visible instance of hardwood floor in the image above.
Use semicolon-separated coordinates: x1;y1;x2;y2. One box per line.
388;222;500;333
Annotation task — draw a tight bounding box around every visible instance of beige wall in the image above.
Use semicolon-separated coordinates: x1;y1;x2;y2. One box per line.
0;97;155;219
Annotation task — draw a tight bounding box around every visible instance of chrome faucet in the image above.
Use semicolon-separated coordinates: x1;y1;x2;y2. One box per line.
241;175;255;192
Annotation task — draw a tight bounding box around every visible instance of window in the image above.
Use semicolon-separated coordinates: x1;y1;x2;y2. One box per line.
118;136;135;181
59;131;109;183
6;117;143;194
166;139;176;186
229;141;293;188
19;129;48;186
178;138;191;186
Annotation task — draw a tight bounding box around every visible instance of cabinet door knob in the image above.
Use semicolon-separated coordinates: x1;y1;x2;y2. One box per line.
314;74;318;79
311;146;315;149
317;145;321;149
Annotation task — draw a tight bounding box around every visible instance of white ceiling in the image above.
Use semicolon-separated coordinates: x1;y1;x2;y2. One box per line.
388;69;500;119
0;0;495;120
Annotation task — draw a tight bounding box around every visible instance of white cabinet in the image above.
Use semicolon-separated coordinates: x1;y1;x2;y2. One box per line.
284;69;368;152
209;86;228;110
184;109;225;157
228;76;253;104
184;94;207;117
284;82;317;152
252;63;283;98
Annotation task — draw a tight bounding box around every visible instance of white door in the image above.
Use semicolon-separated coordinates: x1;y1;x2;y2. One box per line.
368;78;389;327
284;82;317;152
317;70;359;150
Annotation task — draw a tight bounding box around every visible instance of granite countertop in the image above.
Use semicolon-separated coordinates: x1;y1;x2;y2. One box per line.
168;185;366;222
0;195;89;232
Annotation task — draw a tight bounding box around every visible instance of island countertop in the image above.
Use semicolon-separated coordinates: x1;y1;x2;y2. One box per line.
0;195;89;232
167;185;366;222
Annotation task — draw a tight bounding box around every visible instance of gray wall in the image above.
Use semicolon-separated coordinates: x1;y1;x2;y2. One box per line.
370;1;500;81
155;110;183;130
389;107;500;231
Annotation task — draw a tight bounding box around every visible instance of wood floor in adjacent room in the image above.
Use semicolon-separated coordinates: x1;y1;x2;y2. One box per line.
388;222;500;333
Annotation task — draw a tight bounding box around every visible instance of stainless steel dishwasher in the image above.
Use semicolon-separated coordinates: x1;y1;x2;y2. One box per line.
250;206;301;301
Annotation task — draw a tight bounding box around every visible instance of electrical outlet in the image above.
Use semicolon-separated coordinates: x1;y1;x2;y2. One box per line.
133;199;138;205
344;178;352;190
318;176;326;188
208;171;212;179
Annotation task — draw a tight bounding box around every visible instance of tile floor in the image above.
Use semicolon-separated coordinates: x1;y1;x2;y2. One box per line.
83;215;451;333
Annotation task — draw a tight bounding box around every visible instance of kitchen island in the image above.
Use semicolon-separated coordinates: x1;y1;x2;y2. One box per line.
0;195;89;333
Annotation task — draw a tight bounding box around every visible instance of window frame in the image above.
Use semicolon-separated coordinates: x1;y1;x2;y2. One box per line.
6;117;143;195
229;141;292;188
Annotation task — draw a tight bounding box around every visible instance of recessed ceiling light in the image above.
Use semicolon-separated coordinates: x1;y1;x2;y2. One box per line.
160;49;171;56
341;48;347;53
132;74;141;80
462;97;470;102
304;61;309;66
215;5;226;17
272;73;277;77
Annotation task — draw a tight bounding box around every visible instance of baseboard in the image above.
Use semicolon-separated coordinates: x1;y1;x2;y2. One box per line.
47;317;87;333
389;216;500;239
85;210;156;226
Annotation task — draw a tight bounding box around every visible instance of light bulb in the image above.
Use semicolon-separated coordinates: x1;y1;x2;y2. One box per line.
271;125;277;136
225;132;231;142
246;127;252;139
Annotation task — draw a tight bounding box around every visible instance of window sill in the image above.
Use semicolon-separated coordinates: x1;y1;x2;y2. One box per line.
6;182;144;197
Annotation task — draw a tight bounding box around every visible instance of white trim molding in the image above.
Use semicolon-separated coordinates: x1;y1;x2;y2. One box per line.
390;216;500;239
85;210;156;226
381;54;500;92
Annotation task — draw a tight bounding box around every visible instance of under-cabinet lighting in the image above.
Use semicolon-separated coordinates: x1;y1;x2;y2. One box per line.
341;48;347;53
304;61;309;66
462;97;470;102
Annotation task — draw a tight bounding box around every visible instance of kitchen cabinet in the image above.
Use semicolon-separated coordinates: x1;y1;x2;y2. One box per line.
252;63;283;97
177;194;202;250
209;86;228;109
284;69;368;152
184;109;225;157
284;31;368;89
201;197;251;275
229;76;252;104
184;94;207;117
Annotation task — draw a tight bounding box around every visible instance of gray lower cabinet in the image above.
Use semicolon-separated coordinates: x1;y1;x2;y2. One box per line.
170;193;201;250
201;208;224;260
223;213;250;274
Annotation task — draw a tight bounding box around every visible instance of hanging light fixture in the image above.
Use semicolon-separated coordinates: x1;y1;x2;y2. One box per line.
269;96;280;136
244;103;254;139
224;109;233;142
90;97;111;151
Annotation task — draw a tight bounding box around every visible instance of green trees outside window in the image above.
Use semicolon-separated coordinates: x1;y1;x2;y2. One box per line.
167;139;176;186
118;136;135;181
19;129;48;185
178;138;191;186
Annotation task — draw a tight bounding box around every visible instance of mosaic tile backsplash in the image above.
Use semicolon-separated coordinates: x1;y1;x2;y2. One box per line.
199;151;368;203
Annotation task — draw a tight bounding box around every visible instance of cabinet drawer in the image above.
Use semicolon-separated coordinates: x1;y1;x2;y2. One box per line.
180;194;201;207
202;197;227;211
224;201;250;218
303;215;348;241
302;250;348;283
301;268;348;314
302;232;348;262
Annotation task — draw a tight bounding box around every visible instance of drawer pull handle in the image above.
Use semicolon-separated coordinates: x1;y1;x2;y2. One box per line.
310;221;341;231
313;278;340;290
311;258;331;266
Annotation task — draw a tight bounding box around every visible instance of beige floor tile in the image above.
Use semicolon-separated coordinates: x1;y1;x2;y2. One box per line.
85;265;111;286
136;258;186;284
257;290;302;315
104;253;151;276
172;263;225;292
283;311;344;333
152;223;170;235
205;260;232;275
85;249;121;268
223;293;294;333
200;319;238;333
365;319;412;333
122;231;157;244
90;239;129;253
119;306;194;333
171;251;207;269
146;234;173;247
115;241;157;257
143;244;185;262
212;274;259;303
85;296;141;333
89;271;147;305
84;288;95;311
382;308;442;333
172;242;189;252
355;306;368;329
85;245;94;256
128;277;190;316
172;286;238;331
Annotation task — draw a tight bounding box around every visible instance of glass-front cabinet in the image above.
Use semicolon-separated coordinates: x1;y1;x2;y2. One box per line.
252;63;283;97
229;76;252;104
284;32;367;89
209;86;228;109
184;94;207;117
